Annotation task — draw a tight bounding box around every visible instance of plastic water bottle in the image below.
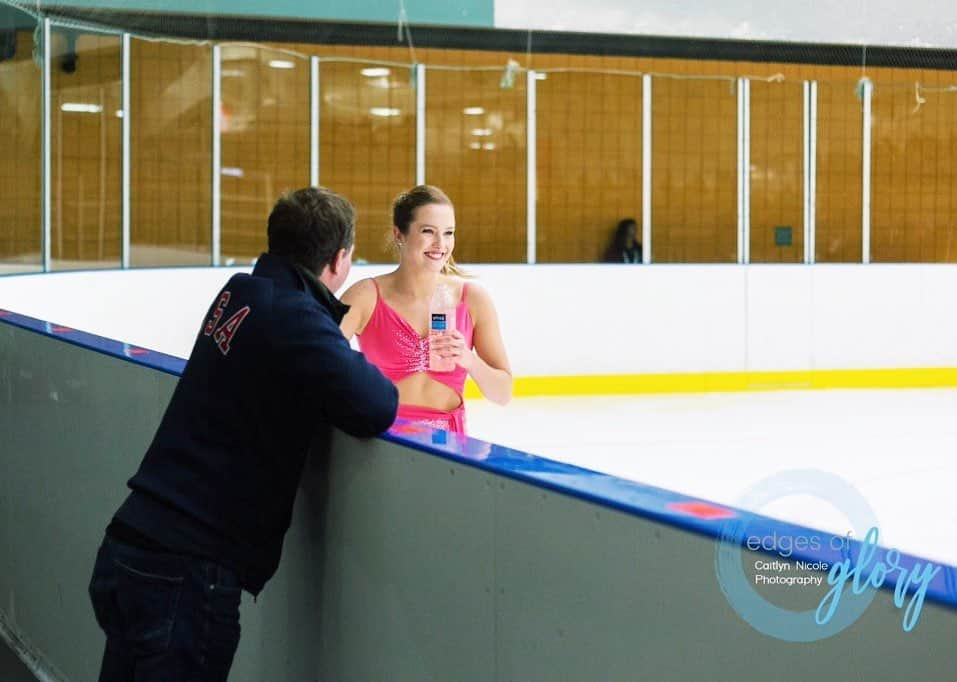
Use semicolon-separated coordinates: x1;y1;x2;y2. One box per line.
429;284;457;372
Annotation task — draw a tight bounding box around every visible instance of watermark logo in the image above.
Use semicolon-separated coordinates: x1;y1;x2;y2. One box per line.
817;526;941;633
715;470;943;640
713;469;886;642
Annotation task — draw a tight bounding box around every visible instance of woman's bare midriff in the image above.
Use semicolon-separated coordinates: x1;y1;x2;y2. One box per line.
395;373;463;412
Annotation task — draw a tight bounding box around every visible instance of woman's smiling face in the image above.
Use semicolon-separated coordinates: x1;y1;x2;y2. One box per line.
399;202;456;271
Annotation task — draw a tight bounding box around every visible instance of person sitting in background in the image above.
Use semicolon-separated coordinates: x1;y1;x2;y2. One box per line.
603;218;643;264
340;184;512;435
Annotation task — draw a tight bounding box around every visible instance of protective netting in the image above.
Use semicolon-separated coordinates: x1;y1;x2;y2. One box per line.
3;0;957;272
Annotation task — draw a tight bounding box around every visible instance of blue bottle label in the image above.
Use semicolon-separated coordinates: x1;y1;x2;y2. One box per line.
431;313;447;331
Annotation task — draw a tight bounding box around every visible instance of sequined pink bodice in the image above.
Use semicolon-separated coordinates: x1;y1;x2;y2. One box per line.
358;279;474;397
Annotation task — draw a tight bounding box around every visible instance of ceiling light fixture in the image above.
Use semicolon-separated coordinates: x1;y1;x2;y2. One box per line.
370;107;401;117
61;103;102;114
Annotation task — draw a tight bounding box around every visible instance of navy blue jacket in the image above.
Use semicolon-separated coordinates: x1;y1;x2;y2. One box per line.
113;253;398;594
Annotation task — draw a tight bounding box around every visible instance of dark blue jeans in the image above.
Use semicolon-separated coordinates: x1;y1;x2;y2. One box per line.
88;536;242;682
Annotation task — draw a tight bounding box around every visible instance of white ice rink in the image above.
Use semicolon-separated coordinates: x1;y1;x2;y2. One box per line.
3;267;955;570
469;388;957;568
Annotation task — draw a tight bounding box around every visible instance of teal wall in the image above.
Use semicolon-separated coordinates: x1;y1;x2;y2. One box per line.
36;0;493;27
1;3;37;29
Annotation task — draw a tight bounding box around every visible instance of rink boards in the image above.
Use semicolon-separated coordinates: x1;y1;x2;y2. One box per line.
2;304;957;681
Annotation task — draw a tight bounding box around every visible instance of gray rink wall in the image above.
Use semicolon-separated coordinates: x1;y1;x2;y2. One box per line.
1;322;957;681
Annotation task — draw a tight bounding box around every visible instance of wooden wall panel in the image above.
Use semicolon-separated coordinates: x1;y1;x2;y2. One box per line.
815;77;863;262
0;29;41;265
50;32;122;269
219;45;310;264
425;58;527;263
749;80;804;263
536;69;643;263
317;59;415;264
130;39;211;266
652;77;737;263
9;29;957;267
871;71;957;262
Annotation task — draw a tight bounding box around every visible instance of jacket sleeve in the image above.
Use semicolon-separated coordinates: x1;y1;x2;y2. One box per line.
271;298;398;438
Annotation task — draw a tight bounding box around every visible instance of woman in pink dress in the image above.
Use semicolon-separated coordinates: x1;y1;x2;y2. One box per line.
339;185;512;434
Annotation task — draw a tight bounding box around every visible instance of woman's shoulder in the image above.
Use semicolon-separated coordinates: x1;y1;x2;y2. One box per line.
340;276;380;309
459;278;487;298
457;278;496;323
441;275;478;301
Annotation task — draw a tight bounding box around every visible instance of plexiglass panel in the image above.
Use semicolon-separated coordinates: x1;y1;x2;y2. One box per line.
871;76;957;262
536;71;643;263
50;28;121;271
220;45;309;266
0;6;41;275
426;68;526;263
130;38;211;267
749;80;804;263
815;79;863;262
651;77;737;263
319;60;416;264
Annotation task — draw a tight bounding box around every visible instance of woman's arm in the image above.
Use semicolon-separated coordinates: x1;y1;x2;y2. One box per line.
435;284;512;405
339;278;377;341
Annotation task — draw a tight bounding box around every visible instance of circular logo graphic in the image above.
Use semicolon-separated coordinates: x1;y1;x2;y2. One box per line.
714;469;879;642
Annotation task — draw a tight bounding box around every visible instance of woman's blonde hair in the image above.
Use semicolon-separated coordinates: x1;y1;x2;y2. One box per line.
392;184;468;277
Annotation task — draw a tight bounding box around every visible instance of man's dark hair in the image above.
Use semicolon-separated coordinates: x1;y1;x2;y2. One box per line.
267;187;355;274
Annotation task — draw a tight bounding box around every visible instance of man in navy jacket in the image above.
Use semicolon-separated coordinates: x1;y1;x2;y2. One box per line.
88;187;398;681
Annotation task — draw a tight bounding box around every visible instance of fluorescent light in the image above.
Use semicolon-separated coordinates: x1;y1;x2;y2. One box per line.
61;103;102;114
463;106;485;115
221;167;244;178
223;46;257;60
268;60;295;70
361;67;391;78
222;68;244;78
370;107;401;117
534;72;548;80
115;110;123;118
483;143;496;150
469;142;481;150
471;128;492;136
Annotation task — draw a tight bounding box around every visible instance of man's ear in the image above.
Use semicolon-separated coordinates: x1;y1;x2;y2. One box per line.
329;247;347;275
